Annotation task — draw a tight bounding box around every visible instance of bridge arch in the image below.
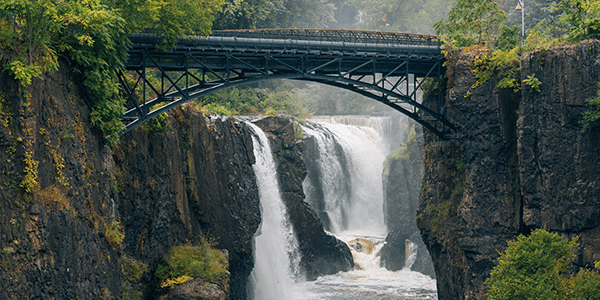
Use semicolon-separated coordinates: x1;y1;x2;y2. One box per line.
120;29;456;139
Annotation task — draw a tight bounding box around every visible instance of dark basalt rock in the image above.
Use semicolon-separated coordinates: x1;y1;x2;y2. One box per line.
0;65;123;299
418;41;600;300
168;278;226;300
379;122;435;278
114;113;261;300
254;116;354;280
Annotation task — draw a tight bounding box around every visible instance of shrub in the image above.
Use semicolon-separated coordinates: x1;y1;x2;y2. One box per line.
486;229;600;300
122;256;149;283
155;239;228;291
104;221;125;250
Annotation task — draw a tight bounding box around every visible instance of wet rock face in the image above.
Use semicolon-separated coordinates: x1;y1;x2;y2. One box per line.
253;116;354;280
379;124;435;278
418;41;600;300
0;63;262;299
168;278;226;300
0;66;122;299
114;112;261;300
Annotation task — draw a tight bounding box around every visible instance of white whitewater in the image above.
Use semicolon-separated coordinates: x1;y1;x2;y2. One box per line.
247;123;303;300
298;233;437;300
302;119;387;234
300;117;437;300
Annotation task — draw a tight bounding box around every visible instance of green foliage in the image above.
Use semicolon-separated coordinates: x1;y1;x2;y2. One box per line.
497;25;520;51
1;0;225;146
486;229;600;300
0;0;61;86
471;48;521;92
581;84;600;132
552;0;600;41
522;21;563;52
523;74;542;93
214;0;335;30
293;118;305;140
112;0;224;50
122;256;149;283
155;240;228;291
434;0;508;47
348;0;453;34
104;221;125;250
140;105;171;133
203;103;236;116
0;0;129;145
200;87;263;115
261;87;310;118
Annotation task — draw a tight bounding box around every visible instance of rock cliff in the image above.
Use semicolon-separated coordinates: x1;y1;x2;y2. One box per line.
113;110;261;299
0;63;354;299
254;116;354;281
418;40;600;300
379;122;435;277
0;65;123;299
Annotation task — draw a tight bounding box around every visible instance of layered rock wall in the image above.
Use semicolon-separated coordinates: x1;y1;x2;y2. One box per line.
380;122;435;277
0;64;261;299
418;41;600;300
254;116;354;281
0;66;123;299
113;111;261;299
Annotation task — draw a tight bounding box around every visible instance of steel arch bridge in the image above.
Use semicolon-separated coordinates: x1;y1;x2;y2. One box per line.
120;29;456;139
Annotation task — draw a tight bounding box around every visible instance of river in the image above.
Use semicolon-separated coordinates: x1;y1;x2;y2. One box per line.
248;116;437;300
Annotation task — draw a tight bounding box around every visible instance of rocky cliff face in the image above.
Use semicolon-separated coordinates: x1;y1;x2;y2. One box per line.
379;122;435;277
0;65;123;299
418;40;600;300
113;110;261;300
0;64;262;299
254;116;354;281
0;63;355;299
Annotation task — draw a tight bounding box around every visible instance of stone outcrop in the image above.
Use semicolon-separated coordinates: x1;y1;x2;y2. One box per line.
113;111;261;300
0;65;123;299
254;116;354;280
379;123;435;277
168;278;226;300
418;40;600;300
0;64;262;299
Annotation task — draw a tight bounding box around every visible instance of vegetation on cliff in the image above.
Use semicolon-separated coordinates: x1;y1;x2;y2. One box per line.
486;229;600;300
436;0;600;130
0;0;223;145
155;240;228;292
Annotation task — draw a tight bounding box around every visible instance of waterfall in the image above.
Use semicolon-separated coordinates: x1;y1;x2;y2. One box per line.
247;123;302;300
302;119;388;234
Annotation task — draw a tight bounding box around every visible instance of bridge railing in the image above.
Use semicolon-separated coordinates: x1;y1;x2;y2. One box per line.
210;29;443;47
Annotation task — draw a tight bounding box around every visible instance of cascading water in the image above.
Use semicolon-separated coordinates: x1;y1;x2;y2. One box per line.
247;123;303;300
302;119;387;234
300;116;437;299
247;116;435;299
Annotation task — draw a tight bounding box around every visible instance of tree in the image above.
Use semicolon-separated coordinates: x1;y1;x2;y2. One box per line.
486;229;600;300
434;0;508;46
581;84;600;132
213;0;336;30
552;0;600;41
109;0;224;49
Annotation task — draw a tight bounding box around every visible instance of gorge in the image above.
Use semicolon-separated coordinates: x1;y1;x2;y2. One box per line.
0;39;599;300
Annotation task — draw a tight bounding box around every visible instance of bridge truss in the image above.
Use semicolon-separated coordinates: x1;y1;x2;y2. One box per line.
120;29;456;139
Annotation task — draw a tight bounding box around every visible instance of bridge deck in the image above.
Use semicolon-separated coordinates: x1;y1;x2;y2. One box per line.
121;29;455;139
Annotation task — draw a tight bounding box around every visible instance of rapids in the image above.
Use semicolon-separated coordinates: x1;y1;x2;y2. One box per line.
248;116;436;300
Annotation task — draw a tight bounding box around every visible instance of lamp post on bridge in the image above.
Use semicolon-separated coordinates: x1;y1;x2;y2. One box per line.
515;0;525;45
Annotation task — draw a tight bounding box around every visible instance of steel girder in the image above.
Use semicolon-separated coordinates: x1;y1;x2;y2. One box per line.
120;32;456;139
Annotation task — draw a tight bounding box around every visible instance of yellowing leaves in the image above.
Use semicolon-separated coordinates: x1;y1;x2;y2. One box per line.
76;34;94;46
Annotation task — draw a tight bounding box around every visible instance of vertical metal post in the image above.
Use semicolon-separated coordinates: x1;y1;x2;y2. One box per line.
437;62;443;114
142;51;146;114
516;0;525;45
